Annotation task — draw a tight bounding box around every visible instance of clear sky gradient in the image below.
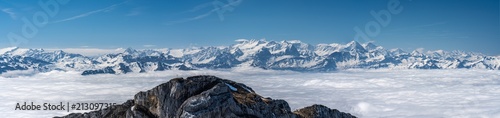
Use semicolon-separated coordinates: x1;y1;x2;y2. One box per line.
0;0;499;55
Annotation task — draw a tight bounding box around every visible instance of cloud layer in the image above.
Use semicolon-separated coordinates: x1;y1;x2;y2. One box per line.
0;68;499;117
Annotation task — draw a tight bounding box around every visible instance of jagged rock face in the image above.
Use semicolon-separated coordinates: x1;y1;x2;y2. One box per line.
56;75;356;118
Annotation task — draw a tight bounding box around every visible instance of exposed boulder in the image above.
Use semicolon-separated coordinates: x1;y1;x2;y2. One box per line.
293;104;356;118
56;75;356;118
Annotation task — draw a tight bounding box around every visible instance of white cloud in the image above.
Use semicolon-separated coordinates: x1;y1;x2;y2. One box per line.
235;39;248;42
415;48;425;52
53;1;127;23
0;69;36;78
143;45;156;48
1;69;499;117
1;8;16;19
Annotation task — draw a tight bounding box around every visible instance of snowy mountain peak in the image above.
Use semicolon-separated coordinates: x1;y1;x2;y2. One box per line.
230;47;243;55
232;39;268;50
344;40;358;47
363;42;380;51
54;50;65;54
411;49;425;57
236;39;266;44
344;40;367;52
283;44;300;56
347;40;359;45
389;48;407;55
124;48;138;54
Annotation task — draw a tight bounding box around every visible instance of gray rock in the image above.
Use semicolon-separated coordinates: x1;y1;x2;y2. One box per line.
55;75;356;118
293;104;356;118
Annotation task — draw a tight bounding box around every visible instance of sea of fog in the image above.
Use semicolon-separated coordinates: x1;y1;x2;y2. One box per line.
1;68;499;118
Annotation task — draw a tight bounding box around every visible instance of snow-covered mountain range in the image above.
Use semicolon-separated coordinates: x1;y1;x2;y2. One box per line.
1;40;499;75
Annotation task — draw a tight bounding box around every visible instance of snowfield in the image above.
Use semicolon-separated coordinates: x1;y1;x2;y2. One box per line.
1;68;499;118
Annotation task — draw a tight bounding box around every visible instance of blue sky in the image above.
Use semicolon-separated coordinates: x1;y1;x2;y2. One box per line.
0;0;499;55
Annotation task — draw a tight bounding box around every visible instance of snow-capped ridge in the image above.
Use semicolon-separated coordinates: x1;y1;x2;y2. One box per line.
1;40;499;75
0;47;19;55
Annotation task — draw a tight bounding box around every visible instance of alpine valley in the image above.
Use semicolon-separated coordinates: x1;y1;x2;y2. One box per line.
1;40;499;75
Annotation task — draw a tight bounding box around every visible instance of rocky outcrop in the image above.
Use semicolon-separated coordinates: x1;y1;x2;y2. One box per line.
293;105;356;118
55;75;356;118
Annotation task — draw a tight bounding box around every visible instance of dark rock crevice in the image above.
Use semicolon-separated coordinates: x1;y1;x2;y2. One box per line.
55;75;356;118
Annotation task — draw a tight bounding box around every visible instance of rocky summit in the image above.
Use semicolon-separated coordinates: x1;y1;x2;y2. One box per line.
55;75;356;118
